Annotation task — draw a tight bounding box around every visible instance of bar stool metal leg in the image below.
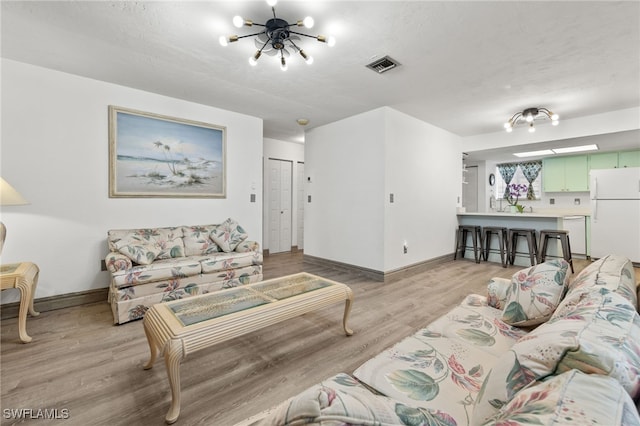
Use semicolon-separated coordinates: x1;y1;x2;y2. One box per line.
454;225;482;263
483;227;507;268
509;228;537;266
538;230;574;273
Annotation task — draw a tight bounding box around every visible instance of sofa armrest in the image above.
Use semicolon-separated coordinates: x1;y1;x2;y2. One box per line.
487;277;511;310
235;240;260;253
105;252;133;273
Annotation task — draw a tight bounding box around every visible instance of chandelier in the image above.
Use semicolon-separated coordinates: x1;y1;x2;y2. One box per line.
219;0;335;71
504;107;559;133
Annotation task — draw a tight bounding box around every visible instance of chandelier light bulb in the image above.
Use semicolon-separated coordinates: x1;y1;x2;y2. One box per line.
233;15;244;28
528;123;536;133
552;120;559;126
506;126;513;133
303;16;314;28
266;0;278;6
299;50;314;64
551;113;559;121
327;36;336;47
525;113;534;123
249;51;261;66
280;56;288;71
220;35;238;46
503;122;511;129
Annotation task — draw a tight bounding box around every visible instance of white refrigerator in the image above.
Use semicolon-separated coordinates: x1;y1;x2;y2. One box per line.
590;167;640;264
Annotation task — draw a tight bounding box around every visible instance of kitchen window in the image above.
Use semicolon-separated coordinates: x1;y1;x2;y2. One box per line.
495;160;542;200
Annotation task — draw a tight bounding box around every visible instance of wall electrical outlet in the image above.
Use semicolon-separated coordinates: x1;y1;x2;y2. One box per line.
390;193;394;203
574;198;581;205
550;198;555;205
100;259;107;271
403;243;408;254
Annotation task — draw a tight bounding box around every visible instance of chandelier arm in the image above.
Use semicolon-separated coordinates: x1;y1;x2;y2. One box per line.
537;108;552;118
235;31;267;40
288;30;318;39
272;7;277;19
287;39;301;51
257;39;269;53
508;112;522;124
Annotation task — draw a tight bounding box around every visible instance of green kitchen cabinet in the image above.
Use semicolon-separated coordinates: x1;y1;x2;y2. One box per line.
589;152;619;170
619;150;640;168
543;155;588;192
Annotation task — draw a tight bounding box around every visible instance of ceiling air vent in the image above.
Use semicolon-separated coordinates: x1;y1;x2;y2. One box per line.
366;56;401;74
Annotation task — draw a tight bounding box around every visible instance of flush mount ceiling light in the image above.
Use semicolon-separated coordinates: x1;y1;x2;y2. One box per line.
504;107;559;133
513;144;599;158
219;0;336;71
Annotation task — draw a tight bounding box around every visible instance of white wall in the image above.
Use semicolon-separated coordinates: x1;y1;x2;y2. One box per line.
384;108;462;271
304;109;386;271
262;137;304;251
304;107;462;274
0;59;263;304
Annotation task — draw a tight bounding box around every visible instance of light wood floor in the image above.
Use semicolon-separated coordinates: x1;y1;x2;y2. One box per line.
0;254;636;425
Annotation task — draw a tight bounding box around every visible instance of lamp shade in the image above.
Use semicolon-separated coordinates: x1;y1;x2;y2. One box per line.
0;178;28;205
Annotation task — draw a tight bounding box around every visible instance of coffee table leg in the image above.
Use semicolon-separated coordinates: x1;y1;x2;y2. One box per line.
28;268;40;317
15;277;34;343
343;289;354;336
142;320;158;370
164;339;184;424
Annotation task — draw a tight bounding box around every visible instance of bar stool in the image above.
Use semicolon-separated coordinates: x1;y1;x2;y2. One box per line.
483;226;508;268
538;229;574;273
508;228;538;266
454;225;482;263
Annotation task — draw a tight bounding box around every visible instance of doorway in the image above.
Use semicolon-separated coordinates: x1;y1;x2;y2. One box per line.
267;158;293;253
462;165;478;212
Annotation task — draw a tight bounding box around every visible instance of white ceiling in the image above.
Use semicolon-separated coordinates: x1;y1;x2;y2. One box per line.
2;1;639;156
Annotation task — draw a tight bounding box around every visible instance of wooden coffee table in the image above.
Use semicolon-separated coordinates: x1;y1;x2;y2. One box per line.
142;272;354;424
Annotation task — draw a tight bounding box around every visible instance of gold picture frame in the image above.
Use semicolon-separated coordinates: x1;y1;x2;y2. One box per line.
109;106;226;198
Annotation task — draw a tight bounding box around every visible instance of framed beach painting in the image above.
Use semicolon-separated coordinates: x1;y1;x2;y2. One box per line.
109;106;226;198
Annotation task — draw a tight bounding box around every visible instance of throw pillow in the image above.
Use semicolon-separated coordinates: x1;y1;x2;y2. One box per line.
182;225;220;256
210;218;248;253
114;238;161;265
480;370;640;426
487;277;511;310
501;259;569;327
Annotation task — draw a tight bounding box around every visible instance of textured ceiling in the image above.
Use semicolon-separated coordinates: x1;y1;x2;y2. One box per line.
2;1;639;147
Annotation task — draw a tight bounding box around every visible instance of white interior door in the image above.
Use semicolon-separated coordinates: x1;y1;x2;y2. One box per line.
296;162;305;250
268;159;292;254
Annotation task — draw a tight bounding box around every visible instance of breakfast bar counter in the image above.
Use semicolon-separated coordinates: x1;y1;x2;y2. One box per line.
457;210;590;266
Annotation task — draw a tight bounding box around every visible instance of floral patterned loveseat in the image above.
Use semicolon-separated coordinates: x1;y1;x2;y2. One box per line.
105;218;262;324
243;255;640;426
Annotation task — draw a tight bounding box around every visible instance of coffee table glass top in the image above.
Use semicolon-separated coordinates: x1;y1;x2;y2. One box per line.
250;274;333;300
168;273;335;327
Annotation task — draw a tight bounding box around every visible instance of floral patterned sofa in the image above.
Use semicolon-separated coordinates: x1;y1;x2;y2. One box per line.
243;255;640;426
105;218;262;324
